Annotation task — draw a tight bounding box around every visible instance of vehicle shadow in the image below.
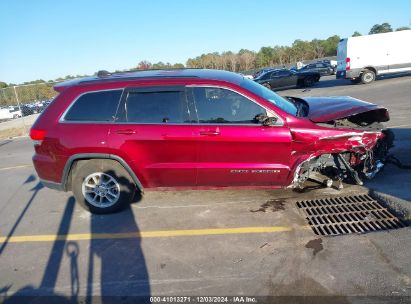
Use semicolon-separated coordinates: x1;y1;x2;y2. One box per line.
86;170;150;302
2;170;150;303
1;196;77;303
0;176;43;256
364;128;411;204
314;77;352;89
308;71;411;91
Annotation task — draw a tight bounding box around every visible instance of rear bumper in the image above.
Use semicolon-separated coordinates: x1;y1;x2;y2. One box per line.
336;69;362;79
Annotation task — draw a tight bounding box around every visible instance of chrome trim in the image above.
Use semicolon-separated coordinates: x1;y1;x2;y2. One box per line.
59;88;125;123
58;85;284;127
185;84;284;127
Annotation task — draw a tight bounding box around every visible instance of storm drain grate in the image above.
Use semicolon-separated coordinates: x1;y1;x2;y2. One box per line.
296;195;405;236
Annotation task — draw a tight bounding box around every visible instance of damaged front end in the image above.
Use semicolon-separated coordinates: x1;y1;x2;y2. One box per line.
288;96;393;190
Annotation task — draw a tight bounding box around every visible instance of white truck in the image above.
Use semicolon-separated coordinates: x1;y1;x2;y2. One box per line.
336;30;411;84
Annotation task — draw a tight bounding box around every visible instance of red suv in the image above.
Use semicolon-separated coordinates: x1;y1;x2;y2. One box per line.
31;69;392;213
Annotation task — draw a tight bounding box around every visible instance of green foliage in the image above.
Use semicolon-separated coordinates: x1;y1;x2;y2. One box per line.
186;35;340;72
396;26;410;31
369;23;393;34
0;82;7;89
352;31;362;37
0;83;57;106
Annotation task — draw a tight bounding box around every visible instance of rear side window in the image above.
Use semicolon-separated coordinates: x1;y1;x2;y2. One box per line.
64;90;122;121
124;91;189;123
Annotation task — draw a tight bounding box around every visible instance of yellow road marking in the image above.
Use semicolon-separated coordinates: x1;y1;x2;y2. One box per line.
0;164;32;171
0;226;307;243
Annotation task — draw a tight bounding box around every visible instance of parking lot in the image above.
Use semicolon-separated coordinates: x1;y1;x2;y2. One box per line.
0;75;411;303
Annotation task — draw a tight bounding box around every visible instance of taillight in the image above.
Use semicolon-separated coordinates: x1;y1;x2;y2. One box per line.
345;57;351;70
29;128;46;145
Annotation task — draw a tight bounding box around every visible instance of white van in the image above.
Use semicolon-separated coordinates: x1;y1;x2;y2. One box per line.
336;30;411;84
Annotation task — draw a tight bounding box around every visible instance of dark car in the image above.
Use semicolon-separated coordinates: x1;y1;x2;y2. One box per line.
30;69;391;214
20;105;36;116
299;62;335;75
252;68;275;79
253;69;320;90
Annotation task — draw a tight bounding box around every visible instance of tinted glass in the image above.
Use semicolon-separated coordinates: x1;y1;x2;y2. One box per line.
240;78;297;115
278;70;290;76
192;87;266;124
260;72;270;80
125;91;188;123
65;90;122;121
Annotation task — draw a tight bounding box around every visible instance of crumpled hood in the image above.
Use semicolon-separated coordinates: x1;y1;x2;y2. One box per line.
301;96;389;123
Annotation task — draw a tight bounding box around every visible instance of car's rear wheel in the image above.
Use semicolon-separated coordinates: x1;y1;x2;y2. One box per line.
72;159;136;214
361;69;375;84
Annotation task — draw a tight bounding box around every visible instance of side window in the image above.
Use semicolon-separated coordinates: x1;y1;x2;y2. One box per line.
64;90;122;121
124;90;189;123
191;87;266;124
260;72;270;80
278;70;290;77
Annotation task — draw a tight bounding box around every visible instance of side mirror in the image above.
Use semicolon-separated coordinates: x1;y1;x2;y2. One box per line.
256;114;277;126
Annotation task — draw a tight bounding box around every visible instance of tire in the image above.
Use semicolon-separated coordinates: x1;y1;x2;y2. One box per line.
303;77;314;87
360;69;375;84
263;82;272;90
72;159;136;214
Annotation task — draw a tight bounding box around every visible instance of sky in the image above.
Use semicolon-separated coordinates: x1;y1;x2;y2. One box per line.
1;0;410;84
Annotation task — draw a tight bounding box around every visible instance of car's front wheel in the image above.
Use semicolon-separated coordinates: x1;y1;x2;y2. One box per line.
72;159;136;214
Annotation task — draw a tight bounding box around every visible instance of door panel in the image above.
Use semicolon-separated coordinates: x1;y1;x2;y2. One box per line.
195;125;292;186
108;86;197;188
269;71;285;88
188;86;292;187
108;124;197;188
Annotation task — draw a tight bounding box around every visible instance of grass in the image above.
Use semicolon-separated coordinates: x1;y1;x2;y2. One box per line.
0;127;27;140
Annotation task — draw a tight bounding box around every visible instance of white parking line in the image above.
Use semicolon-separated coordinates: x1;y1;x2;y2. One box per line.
0;164;32;171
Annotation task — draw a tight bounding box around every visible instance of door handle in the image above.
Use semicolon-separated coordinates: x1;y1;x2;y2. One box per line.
115;129;136;135
199;130;220;136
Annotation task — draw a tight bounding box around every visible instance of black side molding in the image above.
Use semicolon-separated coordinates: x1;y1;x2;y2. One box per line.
60;153;144;192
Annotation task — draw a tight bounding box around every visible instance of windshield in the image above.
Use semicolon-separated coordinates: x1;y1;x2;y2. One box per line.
240;78;297;116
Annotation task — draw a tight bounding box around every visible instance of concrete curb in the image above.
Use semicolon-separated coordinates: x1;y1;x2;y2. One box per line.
369;189;411;224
